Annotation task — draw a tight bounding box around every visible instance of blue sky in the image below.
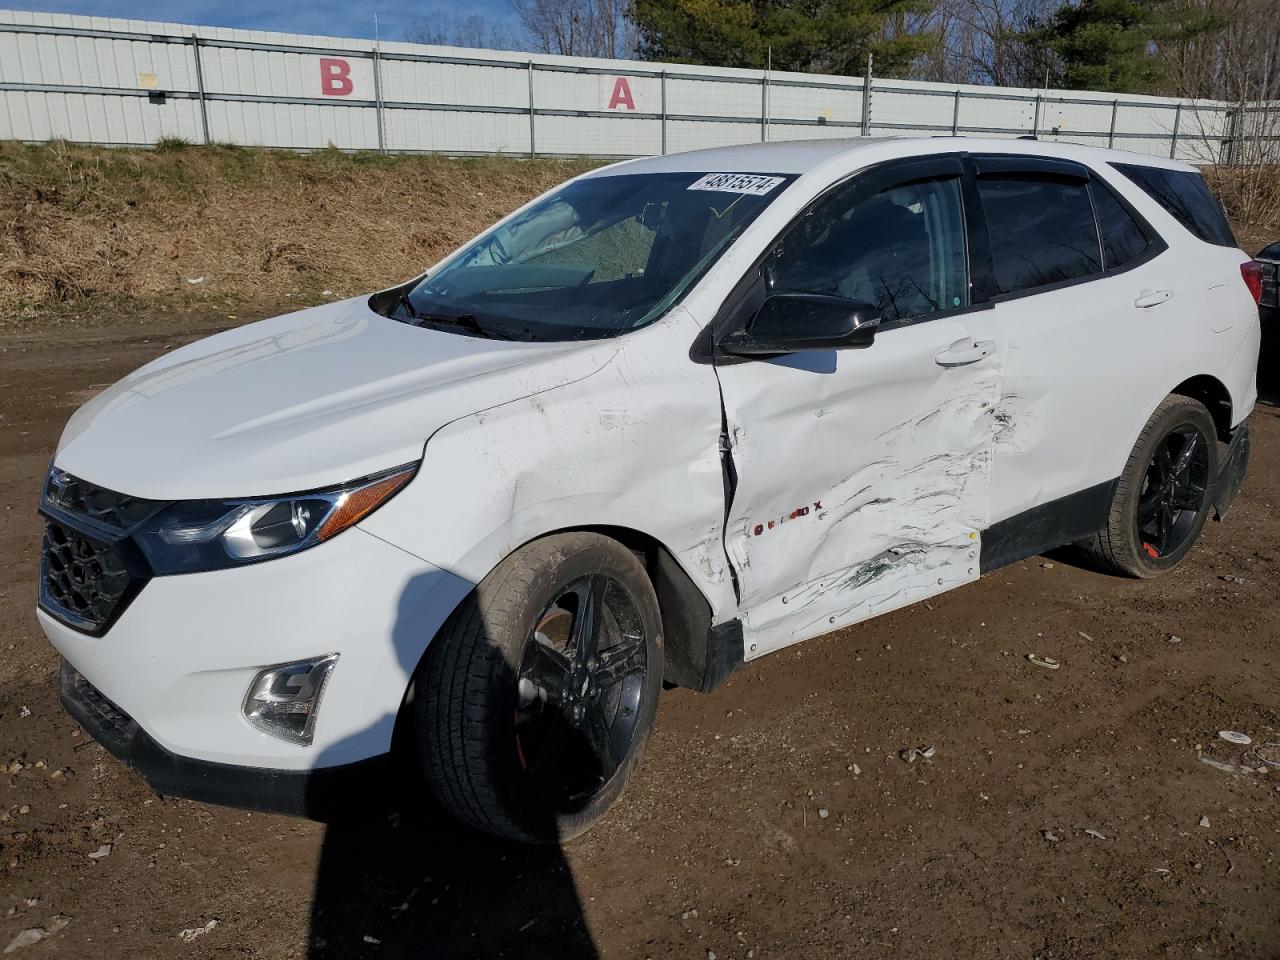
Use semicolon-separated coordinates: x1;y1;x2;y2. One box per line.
0;0;520;41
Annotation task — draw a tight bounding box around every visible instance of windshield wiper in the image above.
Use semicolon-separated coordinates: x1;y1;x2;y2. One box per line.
396;291;418;320
414;311;515;340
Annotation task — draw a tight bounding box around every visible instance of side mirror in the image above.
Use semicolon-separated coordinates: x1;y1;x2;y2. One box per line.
719;294;880;356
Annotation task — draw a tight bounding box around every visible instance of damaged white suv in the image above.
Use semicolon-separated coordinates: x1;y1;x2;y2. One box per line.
39;137;1259;841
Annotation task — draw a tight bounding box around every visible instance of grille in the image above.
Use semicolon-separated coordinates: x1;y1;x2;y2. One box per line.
40;519;134;633
42;471;162;532
1260;261;1278;310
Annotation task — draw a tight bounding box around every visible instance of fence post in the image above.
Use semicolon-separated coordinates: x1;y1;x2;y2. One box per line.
760;71;769;142
1224;100;1244;166
660;70;668;155
1169;102;1182;160
527;60;536;158
951;89;961;136
1108;99;1119;149
372;46;386;154
861;54;873;136
190;34;210;145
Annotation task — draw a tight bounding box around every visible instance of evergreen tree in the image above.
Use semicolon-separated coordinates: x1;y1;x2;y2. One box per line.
632;0;935;76
1037;0;1224;94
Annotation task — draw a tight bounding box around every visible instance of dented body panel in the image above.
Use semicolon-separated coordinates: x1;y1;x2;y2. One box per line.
361;307;735;617
713;320;1001;656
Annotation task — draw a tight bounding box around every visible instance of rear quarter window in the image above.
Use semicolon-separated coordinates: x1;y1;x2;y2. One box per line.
1112;163;1236;248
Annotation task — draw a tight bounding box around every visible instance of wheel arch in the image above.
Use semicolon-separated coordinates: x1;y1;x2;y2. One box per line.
505;524;737;693
397;523;735;731
569;524;726;692
1170;374;1233;442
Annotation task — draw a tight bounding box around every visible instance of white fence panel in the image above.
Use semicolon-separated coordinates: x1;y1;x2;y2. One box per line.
383;60;527;110
768;83;862;128
0;7;1265;164
383;107;530;155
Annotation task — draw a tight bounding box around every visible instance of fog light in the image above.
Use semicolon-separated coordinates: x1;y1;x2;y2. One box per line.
242;654;338;745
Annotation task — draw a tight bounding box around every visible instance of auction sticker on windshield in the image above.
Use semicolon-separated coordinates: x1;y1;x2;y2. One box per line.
688;173;786;195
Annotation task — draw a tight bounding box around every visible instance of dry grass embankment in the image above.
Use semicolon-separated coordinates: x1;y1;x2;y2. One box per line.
0;140;601;319
1;140;1276;324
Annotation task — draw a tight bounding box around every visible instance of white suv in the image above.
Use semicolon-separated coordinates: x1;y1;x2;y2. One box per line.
38;137;1259;841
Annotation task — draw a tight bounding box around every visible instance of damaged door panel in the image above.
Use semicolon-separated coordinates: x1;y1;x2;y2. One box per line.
715;321;1002;657
708;165;1002;657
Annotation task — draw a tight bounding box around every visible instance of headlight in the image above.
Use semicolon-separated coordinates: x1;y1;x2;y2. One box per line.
134;464;415;575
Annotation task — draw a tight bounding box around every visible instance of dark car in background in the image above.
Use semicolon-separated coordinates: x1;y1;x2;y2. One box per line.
1257;241;1279;392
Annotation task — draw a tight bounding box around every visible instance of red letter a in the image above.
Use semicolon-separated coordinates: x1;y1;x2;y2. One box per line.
608;77;635;110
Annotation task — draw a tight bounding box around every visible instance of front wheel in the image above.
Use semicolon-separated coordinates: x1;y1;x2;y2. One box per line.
1079;395;1219;578
411;532;663;842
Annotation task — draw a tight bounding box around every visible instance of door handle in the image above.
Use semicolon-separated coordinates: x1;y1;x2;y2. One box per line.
1134;289;1172;308
935;339;996;368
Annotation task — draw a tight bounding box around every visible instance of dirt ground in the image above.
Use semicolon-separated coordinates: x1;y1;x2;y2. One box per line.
0;302;1278;960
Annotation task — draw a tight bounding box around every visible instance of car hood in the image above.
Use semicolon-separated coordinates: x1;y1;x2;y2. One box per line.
55;298;617;500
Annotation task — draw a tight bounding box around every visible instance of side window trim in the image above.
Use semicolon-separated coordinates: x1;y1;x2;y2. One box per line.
971;154;1090;182
965;155;1173;307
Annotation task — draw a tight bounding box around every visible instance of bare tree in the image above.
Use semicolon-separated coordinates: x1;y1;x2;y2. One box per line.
911;0;1057;86
513;0;636;58
405;13;527;52
1162;0;1280;241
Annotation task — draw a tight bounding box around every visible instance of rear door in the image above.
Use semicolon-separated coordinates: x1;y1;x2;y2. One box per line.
963;157;1188;561
712;157;1003;657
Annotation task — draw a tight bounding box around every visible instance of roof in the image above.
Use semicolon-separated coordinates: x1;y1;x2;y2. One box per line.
582;135;1200;179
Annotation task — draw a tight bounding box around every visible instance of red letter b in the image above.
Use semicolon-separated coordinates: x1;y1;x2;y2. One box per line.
320;58;353;97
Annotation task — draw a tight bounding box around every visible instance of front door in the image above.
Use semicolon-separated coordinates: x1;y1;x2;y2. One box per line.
712;161;1003;657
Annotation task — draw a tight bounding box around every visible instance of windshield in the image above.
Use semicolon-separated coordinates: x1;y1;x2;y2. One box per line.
388;172;794;341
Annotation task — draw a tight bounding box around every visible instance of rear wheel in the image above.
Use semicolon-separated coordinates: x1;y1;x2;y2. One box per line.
412;532;663;842
1079;395;1218;578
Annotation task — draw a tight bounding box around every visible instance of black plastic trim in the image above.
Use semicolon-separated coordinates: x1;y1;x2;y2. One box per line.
702;618;745;692
1210;421;1250;521
653;547;715;690
61;659;390;820
980;480;1116;573
971;154;1090;181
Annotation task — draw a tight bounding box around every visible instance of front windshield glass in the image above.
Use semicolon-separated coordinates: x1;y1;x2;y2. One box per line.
394;172;794;341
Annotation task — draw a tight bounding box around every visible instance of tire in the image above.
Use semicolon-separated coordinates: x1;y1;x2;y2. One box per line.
1078;395;1219;578
411;532;664;843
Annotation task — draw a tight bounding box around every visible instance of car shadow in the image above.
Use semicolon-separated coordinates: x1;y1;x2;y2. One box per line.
308;800;598;959
305;568;600;959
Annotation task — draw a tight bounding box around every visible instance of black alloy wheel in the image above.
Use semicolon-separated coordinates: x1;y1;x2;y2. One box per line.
415;532;663;842
1135;425;1211;560
514;574;648;806
1078;395;1220;578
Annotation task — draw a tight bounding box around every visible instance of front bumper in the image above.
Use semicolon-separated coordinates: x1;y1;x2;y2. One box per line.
38;525;472;772
60;659;387;818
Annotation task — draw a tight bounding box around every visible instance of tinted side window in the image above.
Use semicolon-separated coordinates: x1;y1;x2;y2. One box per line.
1090;180;1151;270
767;177;969;324
1113;163;1235;247
978;176;1101;295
